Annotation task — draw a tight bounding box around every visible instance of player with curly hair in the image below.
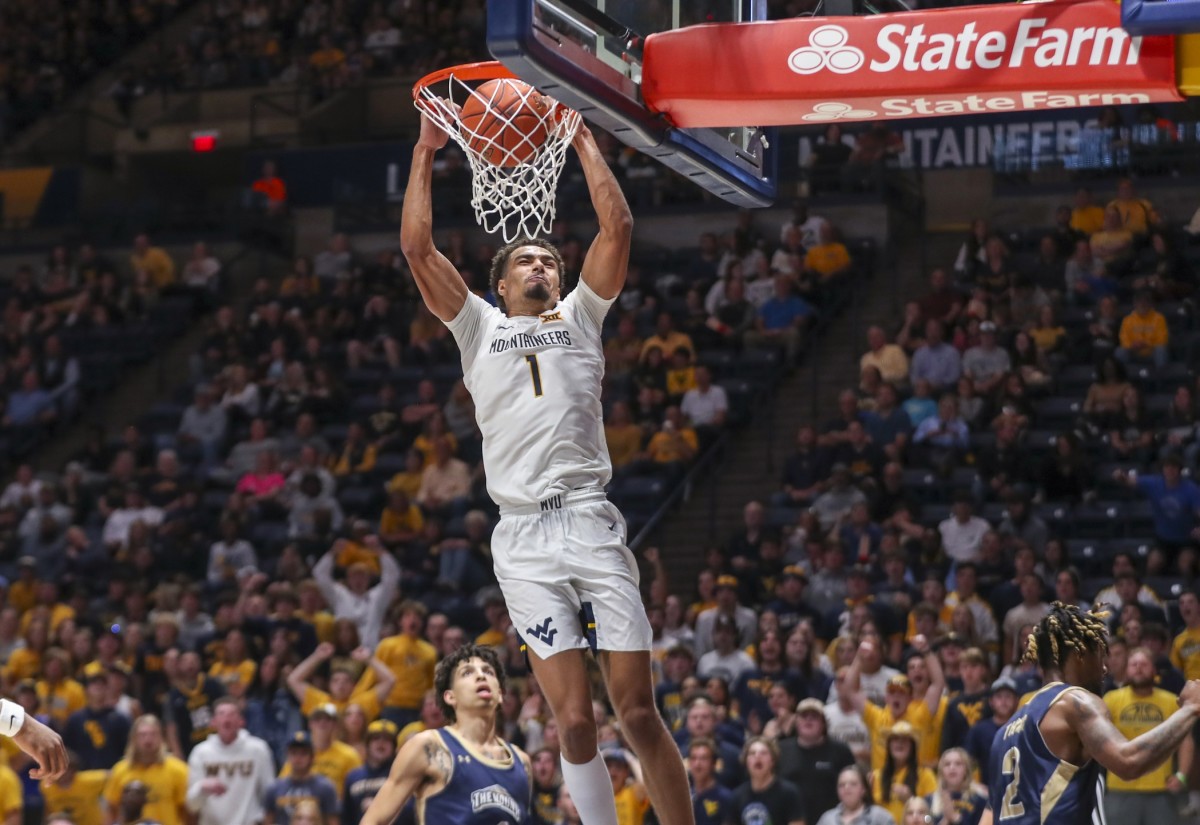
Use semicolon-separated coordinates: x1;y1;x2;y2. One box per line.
987;602;1200;825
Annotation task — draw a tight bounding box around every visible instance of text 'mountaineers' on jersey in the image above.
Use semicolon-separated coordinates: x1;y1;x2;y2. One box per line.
445;280;615;510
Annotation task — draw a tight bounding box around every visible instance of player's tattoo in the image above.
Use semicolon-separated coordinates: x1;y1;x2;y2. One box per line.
424;739;451;783
1071;690;1196;776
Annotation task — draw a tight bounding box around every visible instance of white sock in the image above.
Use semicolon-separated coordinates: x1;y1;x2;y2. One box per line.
559;752;619;825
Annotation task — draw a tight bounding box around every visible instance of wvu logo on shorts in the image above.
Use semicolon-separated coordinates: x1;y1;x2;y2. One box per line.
526;617;557;645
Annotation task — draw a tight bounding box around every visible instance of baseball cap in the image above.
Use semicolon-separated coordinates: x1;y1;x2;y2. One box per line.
308;703;338;720
781;565;807;582
991;677;1018;694
366;719;399;741
288;731;314;750
796;698;826;717
602;748;631;766
715;575;739;589
886;720;918;741
886;674;913;694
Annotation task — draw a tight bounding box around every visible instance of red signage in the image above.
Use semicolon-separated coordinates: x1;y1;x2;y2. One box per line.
641;0;1180;126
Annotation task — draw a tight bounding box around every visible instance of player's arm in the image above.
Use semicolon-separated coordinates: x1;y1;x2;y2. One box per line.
4;702;66;781
400;109;469;321
1068;684;1200;780
574;125;634;300
358;730;447;825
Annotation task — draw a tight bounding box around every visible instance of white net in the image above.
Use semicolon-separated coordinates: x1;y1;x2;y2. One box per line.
416;72;581;243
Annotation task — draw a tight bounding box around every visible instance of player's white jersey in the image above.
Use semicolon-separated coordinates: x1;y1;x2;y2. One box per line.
444;279;615;510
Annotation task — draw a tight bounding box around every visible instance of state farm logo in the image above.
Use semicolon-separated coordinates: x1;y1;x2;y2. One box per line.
802;102;878;121
788;26;865;75
786;19;1143;76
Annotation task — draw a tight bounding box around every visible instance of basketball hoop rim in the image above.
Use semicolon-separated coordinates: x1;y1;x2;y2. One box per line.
412;61;520;99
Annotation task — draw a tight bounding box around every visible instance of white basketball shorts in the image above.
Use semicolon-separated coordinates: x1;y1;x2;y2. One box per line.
492;487;653;660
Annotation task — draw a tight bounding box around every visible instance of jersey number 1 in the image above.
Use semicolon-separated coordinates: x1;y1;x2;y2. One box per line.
999;746;1025;821
525;354;544;397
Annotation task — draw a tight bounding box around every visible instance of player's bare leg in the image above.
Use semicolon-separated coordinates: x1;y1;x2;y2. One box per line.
528;647;619;825
599;650;696;825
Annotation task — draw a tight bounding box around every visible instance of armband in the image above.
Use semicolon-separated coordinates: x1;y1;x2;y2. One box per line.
0;700;25;737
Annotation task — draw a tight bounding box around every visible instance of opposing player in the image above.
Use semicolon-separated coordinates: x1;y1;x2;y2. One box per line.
0;694;67;780
401;100;693;825
988;602;1200;825
358;644;529;825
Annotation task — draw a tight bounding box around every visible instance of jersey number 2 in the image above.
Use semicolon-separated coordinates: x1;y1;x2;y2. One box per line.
999;746;1025;821
525;354;544;397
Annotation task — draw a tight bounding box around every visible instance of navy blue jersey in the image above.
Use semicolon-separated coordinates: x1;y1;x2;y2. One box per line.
420;728;529;825
988;683;1100;825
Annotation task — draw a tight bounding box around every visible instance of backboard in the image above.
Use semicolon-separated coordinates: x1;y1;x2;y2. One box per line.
487;0;777;207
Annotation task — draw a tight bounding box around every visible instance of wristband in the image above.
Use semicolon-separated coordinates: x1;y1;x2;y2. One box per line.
0;700;25;737
1175;771;1187;786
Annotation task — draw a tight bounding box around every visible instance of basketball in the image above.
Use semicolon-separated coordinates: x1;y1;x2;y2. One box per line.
459;78;551;167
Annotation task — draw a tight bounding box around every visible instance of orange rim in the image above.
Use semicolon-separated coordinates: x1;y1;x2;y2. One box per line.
412;61;520;99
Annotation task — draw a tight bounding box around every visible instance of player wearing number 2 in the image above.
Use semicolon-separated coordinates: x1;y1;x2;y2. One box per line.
988;602;1200;825
400;104;693;825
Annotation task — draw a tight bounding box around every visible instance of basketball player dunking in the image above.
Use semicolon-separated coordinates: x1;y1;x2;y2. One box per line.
400;107;693;825
988;602;1200;825
359;644;529;825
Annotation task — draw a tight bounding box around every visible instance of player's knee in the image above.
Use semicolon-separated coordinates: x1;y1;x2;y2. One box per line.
557;711;597;760
612;699;661;741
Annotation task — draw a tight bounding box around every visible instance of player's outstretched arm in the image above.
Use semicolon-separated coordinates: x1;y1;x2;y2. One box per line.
400;108;468;322
1069;683;1200;780
10;712;66;781
573;125;633;301
359;730;446;825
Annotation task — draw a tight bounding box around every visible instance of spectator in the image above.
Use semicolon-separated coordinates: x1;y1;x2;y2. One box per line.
812;465;868;532
963;678;1018;784
641;313;695;364
732;737;804;825
1090;207;1134;274
63;669;131;769
681;366;728;437
264;732;339;825
103;716;190;825
181;242;222;297
415;438;472;517
909;321;961;393
645;407;700;477
1108;177;1162;240
777;698;855;824
1071;188;1106;236
779;425;827;505
873;721;936;824
675;697;744;789
912;395;969;472
861;326;910;388
1001;575;1050;662
130;234;176;289
312;544;400;649
6;370;57;428
945;565;999;652
816;766;895;825
694;576;758;658
843;634;943;772
961;322;1010;396
177;385;227;469
1116;291;1169;370
251;160;288;215
927;748;987;825
314;234;353;282
688;738;736;825
185;698;275;825
165;651;226;758
802;222;853;286
953;220;990;278
1115;456;1200;553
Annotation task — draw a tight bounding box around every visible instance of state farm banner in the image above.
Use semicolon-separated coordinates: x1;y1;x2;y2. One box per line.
641;0;1181;126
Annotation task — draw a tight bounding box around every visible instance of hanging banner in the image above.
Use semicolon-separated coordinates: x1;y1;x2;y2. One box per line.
641;0;1181;127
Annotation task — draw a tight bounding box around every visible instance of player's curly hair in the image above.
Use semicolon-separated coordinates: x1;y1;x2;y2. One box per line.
489;237;565;313
434;642;507;723
1024;601;1110;671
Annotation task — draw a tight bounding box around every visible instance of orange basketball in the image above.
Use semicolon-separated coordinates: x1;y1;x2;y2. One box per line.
459;78;551;167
